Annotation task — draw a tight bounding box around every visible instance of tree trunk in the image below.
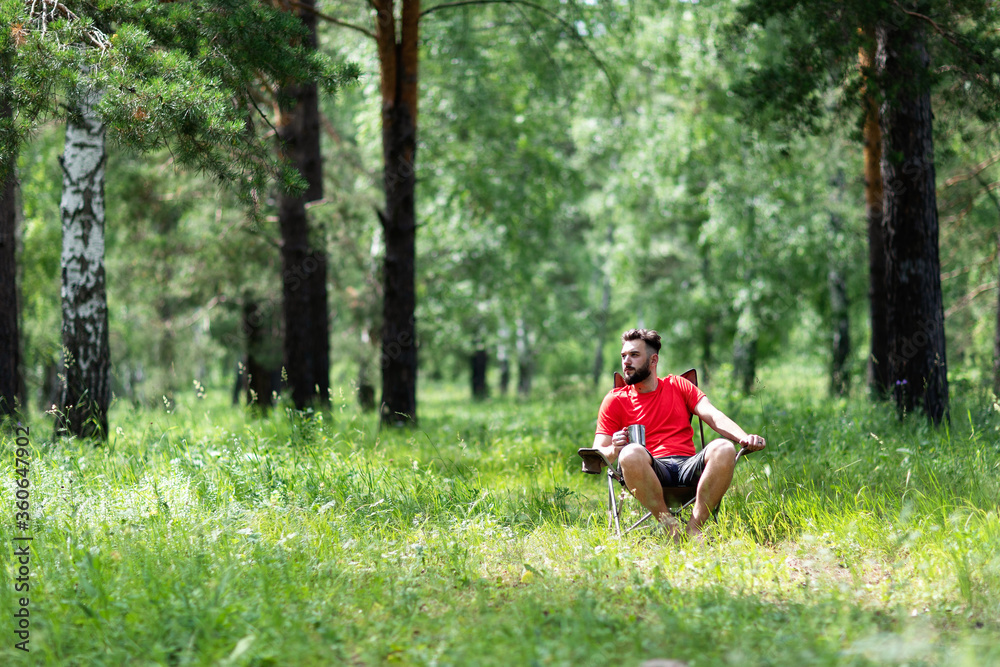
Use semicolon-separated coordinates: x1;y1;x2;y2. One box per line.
232;358;245;406
375;0;420;425
877;22;949;424
278;0;329;410
516;318;533;397
995;231;1000;398
358;373;376;411
244;300;275;411
829;227;850;397
860;35;891;400
978;182;1000;399
499;354;510;396
0;108;18;418
471;348;488;400
498;331;511;396
56;87;111;439
829;268;850;396
733;205;757;394
733;334;757;395
829;172;851;397
700;252;713;386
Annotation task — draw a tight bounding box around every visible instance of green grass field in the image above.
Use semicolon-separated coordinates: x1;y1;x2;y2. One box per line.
2;373;999;666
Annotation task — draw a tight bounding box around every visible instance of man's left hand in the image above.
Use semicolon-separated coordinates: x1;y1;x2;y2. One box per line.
739;434;766;452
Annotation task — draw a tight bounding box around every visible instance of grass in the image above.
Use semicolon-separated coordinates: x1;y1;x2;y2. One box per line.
2;373;1000;666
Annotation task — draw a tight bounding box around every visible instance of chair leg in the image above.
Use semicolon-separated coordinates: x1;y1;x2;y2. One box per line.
607;472;621;537
625;511;653;534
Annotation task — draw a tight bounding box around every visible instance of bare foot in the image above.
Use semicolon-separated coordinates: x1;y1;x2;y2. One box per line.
658;515;683;543
685;525;709;547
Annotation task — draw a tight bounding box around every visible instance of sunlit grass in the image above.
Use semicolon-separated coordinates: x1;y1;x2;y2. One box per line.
1;372;999;665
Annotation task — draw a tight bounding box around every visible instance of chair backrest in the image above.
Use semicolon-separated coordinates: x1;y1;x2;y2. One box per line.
680;368;706;451
616;368;699;387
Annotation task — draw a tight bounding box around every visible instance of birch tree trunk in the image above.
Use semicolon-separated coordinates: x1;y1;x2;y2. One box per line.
733;205;758;394
56;87;111;439
877;22;949;424
592;223;613;386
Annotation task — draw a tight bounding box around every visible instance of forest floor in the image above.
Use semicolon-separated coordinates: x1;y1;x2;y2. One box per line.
2;368;999;665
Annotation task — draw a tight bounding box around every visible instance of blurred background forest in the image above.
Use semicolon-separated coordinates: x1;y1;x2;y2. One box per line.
3;0;1000;432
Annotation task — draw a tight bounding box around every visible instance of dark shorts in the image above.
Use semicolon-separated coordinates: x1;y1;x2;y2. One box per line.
648;449;707;488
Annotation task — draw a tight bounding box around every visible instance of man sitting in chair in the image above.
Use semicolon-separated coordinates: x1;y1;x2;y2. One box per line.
592;328;766;540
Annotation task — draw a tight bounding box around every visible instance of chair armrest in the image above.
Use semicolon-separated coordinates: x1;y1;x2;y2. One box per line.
577;447;609;474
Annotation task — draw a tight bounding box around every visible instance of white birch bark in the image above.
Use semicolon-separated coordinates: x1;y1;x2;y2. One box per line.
58;83;110;438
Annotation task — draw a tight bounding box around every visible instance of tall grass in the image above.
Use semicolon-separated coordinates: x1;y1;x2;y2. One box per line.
1;375;999;665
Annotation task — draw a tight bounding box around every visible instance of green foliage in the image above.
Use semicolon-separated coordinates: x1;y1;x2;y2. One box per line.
728;0;1000;129
3;0;358;210
3;374;1000;663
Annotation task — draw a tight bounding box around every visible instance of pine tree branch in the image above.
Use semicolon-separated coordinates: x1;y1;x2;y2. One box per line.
943;152;1000;187
286;0;377;39
890;1;950;41
944;281;996;318
889;0;984;65
24;0;111;49
246;90;281;141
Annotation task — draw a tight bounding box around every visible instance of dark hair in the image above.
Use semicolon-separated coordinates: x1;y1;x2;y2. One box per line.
621;328;661;353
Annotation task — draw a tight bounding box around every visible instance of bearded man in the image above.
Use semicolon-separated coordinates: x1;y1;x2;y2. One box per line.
591;328;766;539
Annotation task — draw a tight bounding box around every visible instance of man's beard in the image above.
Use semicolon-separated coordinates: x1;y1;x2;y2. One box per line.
624;360;651;385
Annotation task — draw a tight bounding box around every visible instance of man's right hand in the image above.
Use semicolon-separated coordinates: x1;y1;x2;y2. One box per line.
610;427;630;450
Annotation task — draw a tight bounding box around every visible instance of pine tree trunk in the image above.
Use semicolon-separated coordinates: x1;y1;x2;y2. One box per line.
57;88;111;439
471;348;488;400
279;0;329;410
376;0;420;425
0;111;18;418
877;22;949;424
860;36;891;399
244;300;274;411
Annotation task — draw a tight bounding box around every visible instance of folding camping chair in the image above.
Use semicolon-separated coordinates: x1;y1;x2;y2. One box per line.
577;368;748;537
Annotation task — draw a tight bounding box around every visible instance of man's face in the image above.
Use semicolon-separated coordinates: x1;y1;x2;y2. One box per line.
621;339;655;385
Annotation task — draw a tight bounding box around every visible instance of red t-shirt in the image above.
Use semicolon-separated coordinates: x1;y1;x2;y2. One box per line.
595;375;706;458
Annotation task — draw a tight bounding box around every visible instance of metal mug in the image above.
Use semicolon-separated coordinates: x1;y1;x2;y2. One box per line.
626;424;646;446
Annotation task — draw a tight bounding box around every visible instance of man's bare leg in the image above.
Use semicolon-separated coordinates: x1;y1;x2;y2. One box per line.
687;439;737;539
617;444;678;536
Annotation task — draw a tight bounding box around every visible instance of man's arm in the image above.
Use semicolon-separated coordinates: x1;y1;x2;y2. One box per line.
592;430;630;465
693;396;766;452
